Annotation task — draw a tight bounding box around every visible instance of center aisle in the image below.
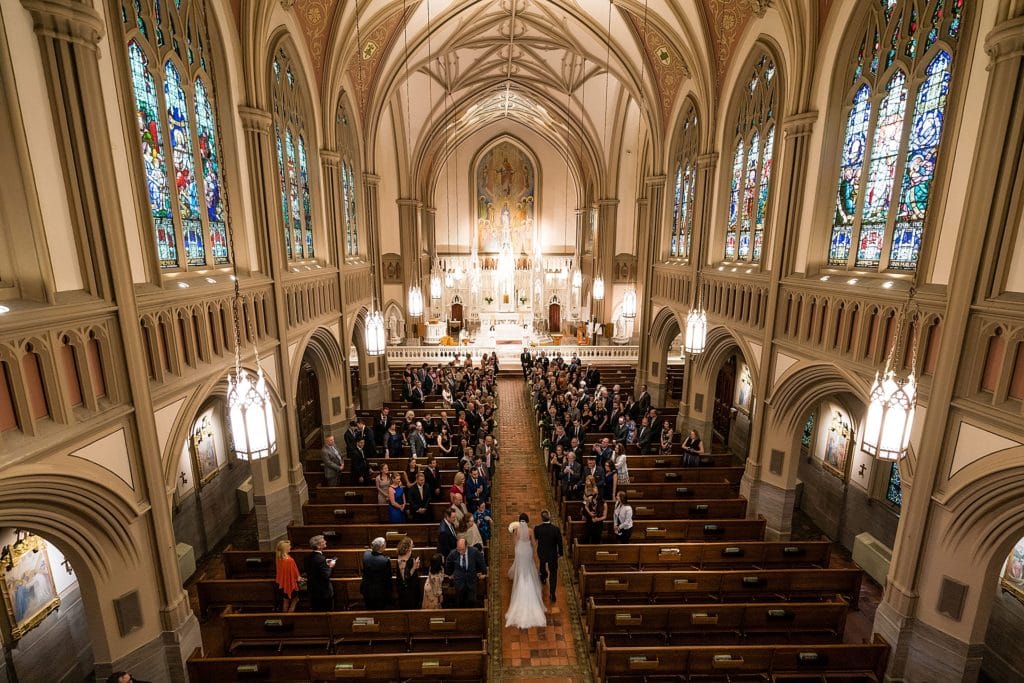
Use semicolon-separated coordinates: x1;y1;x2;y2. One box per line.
490;376;591;682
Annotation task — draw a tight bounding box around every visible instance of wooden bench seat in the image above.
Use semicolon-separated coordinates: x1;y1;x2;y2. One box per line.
579;568;862;609
617;453;735;468
607;466;745;485
572;540;832;573
222;607;486;656
302;453;462;471
595;636;889;683
566;517;767;547
305;469;458;489
585;598;849;648
302;501;454;525
616;482;737;499
287;523;441;549
187;644;488;682
561;497;747;522
222;547;446;579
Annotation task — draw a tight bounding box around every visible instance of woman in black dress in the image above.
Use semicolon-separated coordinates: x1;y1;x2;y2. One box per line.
394;536;422;609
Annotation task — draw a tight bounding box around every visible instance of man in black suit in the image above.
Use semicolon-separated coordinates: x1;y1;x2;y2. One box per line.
407;470;433;522
359;537;393;610
373;406;390;449
534;510;563;602
423;456;441;499
560;452;582;500
437;507;459;558
348;436;371;485
304;535;336;611
445;538;486;608
520;348;532;378
411;381;425;408
636;384;652;419
636;416;654;454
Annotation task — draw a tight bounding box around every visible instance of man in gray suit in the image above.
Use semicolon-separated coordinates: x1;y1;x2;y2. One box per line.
321;434;344;487
409;422;428;459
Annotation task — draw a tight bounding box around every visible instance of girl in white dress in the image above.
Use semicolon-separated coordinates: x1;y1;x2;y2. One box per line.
504;514;548;629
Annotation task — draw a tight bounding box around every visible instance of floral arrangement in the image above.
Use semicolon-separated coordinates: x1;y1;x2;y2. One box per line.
507;521;520;534
439;335;457;346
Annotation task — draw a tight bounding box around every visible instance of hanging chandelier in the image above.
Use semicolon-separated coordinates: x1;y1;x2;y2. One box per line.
621;285;637;319
593;276;605;301
408;285;424;317
365;309;386;356
684;271;707;354
430;271;442;300
572;258;582;289
862;290;919;461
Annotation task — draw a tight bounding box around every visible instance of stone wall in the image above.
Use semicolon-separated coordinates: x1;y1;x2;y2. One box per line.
981;587;1024;681
172;460;251;564
8;581;92;682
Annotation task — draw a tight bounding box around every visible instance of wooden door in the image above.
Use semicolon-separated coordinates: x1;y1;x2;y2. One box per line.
712;355;737;445
549;303;561;334
296;360;322;450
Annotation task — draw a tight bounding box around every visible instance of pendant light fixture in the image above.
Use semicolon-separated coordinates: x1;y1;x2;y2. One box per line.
621;286;637;319
593;276;605;301
430;270;442;300
408;285;424;318
621;0;647;325
684;270;707;354
355;0;386;357
862;287;919;461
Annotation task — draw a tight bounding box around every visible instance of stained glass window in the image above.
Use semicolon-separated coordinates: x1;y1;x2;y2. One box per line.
669;104;698;259
826;0;966;272
342;161;359;257
122;1;231;271
724;54;778;263
886;462;902;507
272;48;316;261
800;412;816;457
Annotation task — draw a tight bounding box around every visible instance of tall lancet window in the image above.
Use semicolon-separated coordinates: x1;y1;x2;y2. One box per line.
828;0;966;271
669;104;699;259
271;48;316;261
724;54;778;264
122;0;230;270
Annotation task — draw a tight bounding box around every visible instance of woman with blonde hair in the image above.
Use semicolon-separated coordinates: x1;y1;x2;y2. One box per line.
449;471;466;502
274;539;301;612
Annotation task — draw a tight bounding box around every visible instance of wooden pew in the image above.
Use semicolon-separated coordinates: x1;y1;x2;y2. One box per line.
305;469;458;490
566;517;767;547
617;481;737;499
187;645;488;682
221;608;486;656
617;452;735;468
561;497;747;522
596;637;889;682
302;453;462;472
579;568;863;608
287;523;439;549
222;547;443;579
302;502;453;525
585;598;849;647
572;540;832;573
616;466;745;485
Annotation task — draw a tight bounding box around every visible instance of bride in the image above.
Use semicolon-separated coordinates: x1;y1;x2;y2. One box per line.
504;513;548;629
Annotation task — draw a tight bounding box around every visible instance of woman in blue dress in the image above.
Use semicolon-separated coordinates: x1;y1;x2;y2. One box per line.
387;473;406;523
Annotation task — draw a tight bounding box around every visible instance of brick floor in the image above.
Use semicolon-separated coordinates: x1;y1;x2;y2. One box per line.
492;377;589;682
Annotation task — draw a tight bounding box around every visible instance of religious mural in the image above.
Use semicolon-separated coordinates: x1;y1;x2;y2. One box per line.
475;141;535;253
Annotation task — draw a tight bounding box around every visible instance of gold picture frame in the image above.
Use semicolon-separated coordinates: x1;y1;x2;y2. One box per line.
0;534;60;640
823;411;852;477
192;414;220;486
1000;537;1024;604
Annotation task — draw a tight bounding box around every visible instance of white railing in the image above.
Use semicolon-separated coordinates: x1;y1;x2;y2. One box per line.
382;344;639;364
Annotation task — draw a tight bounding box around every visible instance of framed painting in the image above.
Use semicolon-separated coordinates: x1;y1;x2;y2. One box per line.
736;364;753;413
823;411;851;476
192;414;219;485
1001;537;1024;604
0;534;60;640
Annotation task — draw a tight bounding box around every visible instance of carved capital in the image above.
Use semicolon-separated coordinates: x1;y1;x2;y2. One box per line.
985;16;1024;65
238;106;273;134
320;149;341;167
21;0;104;49
748;0;774;18
645;174;667;189
783;111;818;138
597;198;620;207
697;152;719;169
396;198;422;209
280;0;296;9
363;173;381;187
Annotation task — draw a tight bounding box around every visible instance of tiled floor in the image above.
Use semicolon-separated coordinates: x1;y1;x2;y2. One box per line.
493;377;589;682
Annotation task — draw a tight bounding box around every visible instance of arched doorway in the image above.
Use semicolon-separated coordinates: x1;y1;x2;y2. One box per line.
296;359;322;450
549;298;561;334
450;296;463;338
713;353;738;448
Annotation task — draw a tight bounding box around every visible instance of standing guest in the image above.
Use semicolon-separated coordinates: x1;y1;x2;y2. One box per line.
636;384;651;417
304;535;336;611
407;470;433;522
421;553;446;609
349;436;371;485
385;422;404;458
682;429;705;466
424;456;441;499
581;478;607;544
374;463;391;505
409;422;428;459
659;419;675;455
635;417;654;454
395;537;422;609
437;507;459;557
477;434;498;479
445;538;486;608
274;539;301;613
465;466;487;509
613;442;630;485
360;537;393;610
582;455;601;483
613;491;634;543
450;492;469;528
404;457;419;488
534;510;563;603
449;471;466;502
321;435;344;487
374;406;391;447
602;459;619;501
387;473;407;523
436;425;453;455
462;513;485;553
106;673;150;683
473;501;492;543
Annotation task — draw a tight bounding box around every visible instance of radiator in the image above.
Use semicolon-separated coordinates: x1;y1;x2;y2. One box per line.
852;532;891;587
176;542;196;583
236;477;254;515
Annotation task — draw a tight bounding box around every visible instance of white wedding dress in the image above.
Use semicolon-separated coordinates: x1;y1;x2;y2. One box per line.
504;521;548;629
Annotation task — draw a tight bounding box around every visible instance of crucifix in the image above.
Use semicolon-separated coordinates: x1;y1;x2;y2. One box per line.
179;471;189;486
858;463;867;477
60;557;73;575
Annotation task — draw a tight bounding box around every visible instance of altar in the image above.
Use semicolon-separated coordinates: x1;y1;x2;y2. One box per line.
480;311;531;344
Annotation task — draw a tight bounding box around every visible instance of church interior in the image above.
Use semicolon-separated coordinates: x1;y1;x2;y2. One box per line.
0;0;1023;680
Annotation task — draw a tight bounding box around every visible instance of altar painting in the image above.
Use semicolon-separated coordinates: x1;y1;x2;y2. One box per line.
0;534;60;640
476;142;535;253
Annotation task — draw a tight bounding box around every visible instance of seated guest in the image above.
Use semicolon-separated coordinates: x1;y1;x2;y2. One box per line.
421;553;445;609
395;536;422;609
360;537;393;610
407;470;433;522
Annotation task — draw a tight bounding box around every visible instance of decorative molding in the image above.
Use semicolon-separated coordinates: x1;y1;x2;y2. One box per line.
292;0;343;86
783;111;819;138
985;16;1024;65
237;106;273;134
21;0;104;49
345;6;411;125
699;0;760;83
748;0;774;18
620;10;691;128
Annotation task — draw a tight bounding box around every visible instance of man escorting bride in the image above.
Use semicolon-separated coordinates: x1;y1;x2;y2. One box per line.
505;512;561;629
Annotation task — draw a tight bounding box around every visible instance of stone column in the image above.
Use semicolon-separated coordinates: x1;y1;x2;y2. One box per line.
361;173;389;408
874;19;1024;682
19;0;200;677
397;198;423;341
739;111;817;540
636;175;666;394
421;205;440;318
595;199;619;326
238;106;305;548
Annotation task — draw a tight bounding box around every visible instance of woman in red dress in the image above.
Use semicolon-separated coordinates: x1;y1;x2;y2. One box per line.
275;539;301;612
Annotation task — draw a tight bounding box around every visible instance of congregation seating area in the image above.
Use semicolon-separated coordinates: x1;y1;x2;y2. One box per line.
527;361;890;681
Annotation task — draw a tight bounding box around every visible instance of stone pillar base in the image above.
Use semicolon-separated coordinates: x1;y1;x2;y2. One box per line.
740;474;795;540
254;484;295;551
289;470;310;523
362;381;389;410
93;614;201;683
873;602;984;682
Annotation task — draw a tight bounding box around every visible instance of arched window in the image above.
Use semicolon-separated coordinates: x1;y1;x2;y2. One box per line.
724;54;778;264
271;48;315;261
122;0;229;271
828;0;966;272
342;161;358;257
669;104;698;259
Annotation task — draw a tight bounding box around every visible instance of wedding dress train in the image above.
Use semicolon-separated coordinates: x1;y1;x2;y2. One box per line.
504;521;548;629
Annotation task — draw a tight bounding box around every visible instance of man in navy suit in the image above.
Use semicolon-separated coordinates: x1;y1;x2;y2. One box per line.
445;538;486;607
534;510;564;602
359;537;393;610
437;507;459;558
304;535;336;611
